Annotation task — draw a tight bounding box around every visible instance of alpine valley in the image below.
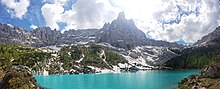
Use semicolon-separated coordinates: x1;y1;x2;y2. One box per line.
1;12;220;89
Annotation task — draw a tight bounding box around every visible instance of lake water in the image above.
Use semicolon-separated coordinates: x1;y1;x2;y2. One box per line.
34;70;199;89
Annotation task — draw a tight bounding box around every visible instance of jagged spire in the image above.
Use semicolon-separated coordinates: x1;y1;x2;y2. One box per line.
117;12;126;20
102;22;111;30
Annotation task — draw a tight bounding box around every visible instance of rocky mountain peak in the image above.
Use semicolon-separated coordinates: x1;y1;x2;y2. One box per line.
109;12;138;31
97;12;148;50
102;23;111;30
117;12;126;20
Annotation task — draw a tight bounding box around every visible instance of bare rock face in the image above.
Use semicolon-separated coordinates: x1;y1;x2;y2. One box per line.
201;64;220;78
195;26;220;46
32;27;60;46
0;23;31;45
62;29;100;44
0;23;100;47
117;12;126;20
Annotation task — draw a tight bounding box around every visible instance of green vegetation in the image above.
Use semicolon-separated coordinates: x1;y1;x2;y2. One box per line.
59;45;128;69
0;44;128;72
0;44;52;69
0;44;50;88
81;45;107;68
106;51;127;65
165;44;220;69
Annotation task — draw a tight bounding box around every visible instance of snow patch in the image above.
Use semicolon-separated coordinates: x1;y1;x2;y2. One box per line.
87;66;113;73
76;53;84;63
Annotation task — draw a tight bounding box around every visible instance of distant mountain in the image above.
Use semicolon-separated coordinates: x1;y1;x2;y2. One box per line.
0;24;32;45
195;26;220;46
0;23;100;47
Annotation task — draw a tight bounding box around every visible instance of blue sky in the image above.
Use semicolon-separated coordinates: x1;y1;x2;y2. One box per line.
0;0;42;30
1;0;220;44
0;0;76;30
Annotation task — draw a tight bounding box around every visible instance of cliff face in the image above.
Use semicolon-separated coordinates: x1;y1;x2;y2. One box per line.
195;26;220;46
0;23;32;45
201;65;220;78
0;23;101;47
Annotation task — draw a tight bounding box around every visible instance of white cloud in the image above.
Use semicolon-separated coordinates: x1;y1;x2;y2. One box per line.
30;24;38;29
146;0;220;43
41;0;120;30
124;0;220;43
1;0;30;19
62;0;120;29
41;3;64;30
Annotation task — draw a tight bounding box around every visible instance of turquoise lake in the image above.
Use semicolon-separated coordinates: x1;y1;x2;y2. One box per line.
34;70;199;89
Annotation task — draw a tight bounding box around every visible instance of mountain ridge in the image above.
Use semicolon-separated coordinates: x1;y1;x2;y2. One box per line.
0;12;181;49
195;26;220;46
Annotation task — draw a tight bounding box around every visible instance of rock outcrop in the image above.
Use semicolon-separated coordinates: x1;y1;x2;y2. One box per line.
201;64;220;78
178;64;220;89
0;65;42;89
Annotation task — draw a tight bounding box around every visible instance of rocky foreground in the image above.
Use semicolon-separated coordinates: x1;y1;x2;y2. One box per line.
178;64;220;89
0;65;42;89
